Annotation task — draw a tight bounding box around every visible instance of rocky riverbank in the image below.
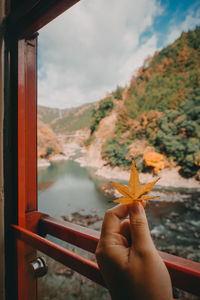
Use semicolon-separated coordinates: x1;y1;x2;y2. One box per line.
37;140;82;168
76;152;200;190
94;164;200;189
38;137;200;190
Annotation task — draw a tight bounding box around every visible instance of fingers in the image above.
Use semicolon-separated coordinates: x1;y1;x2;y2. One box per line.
141;200;146;208
128;202;154;251
101;204;129;236
120;219;131;246
120;219;130;236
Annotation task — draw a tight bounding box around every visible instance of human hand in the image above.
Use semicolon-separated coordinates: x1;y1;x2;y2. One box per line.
95;202;173;300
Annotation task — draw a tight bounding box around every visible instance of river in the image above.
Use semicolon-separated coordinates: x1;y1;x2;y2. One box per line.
38;159;200;300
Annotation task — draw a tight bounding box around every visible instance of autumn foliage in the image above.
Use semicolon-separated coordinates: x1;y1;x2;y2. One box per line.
102;26;200;177
111;161;159;205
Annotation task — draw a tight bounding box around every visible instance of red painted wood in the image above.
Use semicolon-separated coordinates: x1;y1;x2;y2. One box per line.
12;225;105;287
8;0;80;38
43;217;199;295
26;211;47;233
13;3;200;298
40;215;100;253
18;38;37;217
18;38;38;300
15;212;200;296
10;0;42;22
18;39;26;228
159;251;200;296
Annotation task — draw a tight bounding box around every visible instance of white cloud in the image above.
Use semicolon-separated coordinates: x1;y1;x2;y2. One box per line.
119;35;158;85
38;1;200;109
38;0;163;108
166;7;200;45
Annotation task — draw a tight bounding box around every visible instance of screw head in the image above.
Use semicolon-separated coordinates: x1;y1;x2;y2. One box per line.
30;257;48;278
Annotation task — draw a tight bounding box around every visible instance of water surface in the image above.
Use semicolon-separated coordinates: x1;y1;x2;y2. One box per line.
38;159;200;257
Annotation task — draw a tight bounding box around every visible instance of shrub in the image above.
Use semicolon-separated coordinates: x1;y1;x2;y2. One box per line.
112;85;123;100
102;139;131;168
153;89;200;177
46;147;54;157
90;98;114;134
84;135;95;147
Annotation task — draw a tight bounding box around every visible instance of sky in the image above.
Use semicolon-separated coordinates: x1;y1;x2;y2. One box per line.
38;0;200;109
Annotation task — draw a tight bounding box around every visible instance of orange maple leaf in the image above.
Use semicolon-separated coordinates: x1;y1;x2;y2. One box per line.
111;160;159;205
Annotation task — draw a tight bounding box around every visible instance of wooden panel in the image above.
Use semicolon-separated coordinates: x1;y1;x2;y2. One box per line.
159;251;200;296
18;38;37;300
41;216;200;295
4;36;19;300
18;38;37;218
12;225;105;287
8;0;80;38
26;211;47;233
22;212;200;296
40;215;100;253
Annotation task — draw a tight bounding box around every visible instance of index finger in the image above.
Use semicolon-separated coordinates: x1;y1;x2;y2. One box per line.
100;204;129;237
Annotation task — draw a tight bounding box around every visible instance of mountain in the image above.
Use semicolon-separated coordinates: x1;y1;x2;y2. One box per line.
38;26;200;178
38;103;97;134
88;26;200;177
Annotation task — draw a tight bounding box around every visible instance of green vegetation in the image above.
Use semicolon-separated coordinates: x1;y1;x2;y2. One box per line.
124;26;200;120
52;106;94;133
46;147;54;158
38;106;60;123
39;27;200;178
186;27;200;50
84;135;95;147
102;139;131;168
90;97;114;134
110;26;200;176
154;88;200;177
38;104;96;133
112;85;123;100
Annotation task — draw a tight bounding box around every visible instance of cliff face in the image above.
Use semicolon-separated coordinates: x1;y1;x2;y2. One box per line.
37;119;62;158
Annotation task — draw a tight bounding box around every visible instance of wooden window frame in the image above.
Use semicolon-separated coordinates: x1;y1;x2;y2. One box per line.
5;1;200;299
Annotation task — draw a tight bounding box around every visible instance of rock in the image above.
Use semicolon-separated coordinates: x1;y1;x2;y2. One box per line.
160;245;200;262
170;224;177;231
170;212;179;218
77;208;85;212
55;266;74;277
98;181;118;198
91;208;100;213
193;232;200;238
177;226;184;233
194;169;200;181
62;212;102;227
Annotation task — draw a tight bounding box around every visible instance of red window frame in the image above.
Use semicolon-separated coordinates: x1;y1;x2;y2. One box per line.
7;1;200;299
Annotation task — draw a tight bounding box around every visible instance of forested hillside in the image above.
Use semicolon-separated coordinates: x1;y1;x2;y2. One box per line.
39;27;200;178
88;27;200;177
38;103;96;133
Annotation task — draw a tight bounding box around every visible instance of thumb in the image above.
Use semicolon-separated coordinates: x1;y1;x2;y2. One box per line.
128;202;154;251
